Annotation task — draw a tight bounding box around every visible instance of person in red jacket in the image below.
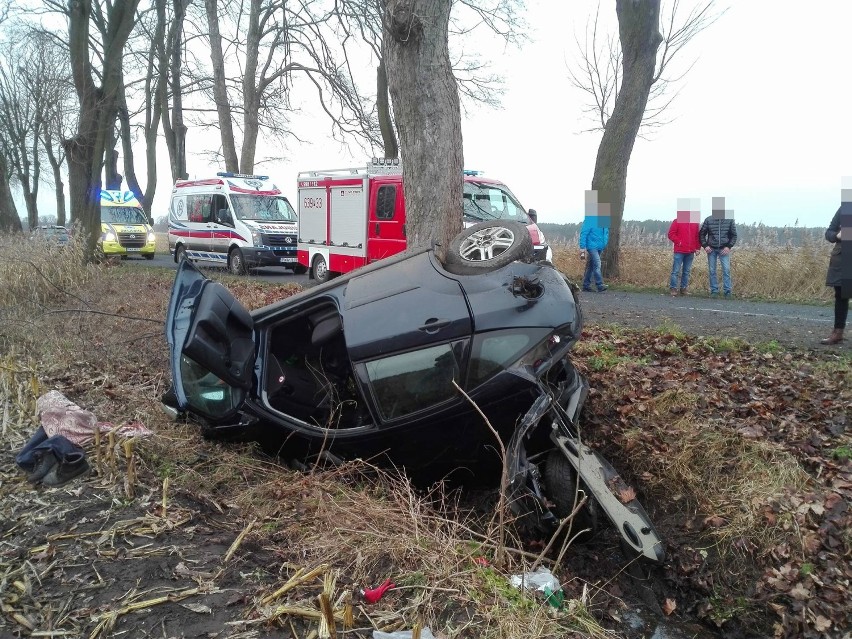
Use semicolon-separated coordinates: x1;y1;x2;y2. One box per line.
667;200;702;296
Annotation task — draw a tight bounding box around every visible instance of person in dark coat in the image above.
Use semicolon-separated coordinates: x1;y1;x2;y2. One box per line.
821;201;850;345
699;197;737;297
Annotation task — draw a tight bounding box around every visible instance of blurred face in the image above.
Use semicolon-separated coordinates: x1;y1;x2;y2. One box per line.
584;190;611;228
676;198;700;223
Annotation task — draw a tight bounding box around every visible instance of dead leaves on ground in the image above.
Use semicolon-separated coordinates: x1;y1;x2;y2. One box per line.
576;326;850;639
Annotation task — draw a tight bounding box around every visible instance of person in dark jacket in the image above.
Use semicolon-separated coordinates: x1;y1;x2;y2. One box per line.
579;190;610;292
820;201;850;345
699;197;737;297
667;200;701;296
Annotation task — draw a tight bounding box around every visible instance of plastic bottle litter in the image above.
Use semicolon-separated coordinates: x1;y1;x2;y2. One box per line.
372;628;436;639
510;567;564;608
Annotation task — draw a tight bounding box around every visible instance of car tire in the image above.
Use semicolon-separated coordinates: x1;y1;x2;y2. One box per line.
313;255;331;283
543;450;599;541
228;247;247;275
291;264;308;276
444;220;533;275
144;254;155;260
175;244;187;264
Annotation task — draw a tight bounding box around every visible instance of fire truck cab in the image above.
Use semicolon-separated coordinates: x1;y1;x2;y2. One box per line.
297;159;551;283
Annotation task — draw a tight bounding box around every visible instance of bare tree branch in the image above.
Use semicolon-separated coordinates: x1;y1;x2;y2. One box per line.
569;0;725;134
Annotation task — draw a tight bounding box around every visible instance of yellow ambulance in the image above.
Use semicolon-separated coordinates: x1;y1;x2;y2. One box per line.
99;190;156;259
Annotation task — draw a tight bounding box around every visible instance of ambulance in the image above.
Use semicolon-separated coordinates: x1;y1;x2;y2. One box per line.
167;172;302;275
99;190;157;259
296;159;551;282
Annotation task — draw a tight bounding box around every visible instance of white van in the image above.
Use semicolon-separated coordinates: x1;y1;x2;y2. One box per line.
167;172;302;275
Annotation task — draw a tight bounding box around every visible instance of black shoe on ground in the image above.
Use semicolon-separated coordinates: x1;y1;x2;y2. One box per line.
27;451;58;485
582;287;594;292
597;285;608;292
42;454;91;487
723;292;732;299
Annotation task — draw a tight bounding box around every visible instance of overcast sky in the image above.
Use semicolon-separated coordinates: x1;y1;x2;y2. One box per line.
26;1;852;229
455;0;851;228
262;0;851;228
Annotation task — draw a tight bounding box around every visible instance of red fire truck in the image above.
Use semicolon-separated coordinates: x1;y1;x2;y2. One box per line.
296;159;551;283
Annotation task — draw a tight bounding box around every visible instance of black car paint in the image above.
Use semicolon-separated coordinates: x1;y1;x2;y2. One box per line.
166;246;664;562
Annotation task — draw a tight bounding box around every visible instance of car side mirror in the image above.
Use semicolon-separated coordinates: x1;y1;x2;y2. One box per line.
527;209;538;224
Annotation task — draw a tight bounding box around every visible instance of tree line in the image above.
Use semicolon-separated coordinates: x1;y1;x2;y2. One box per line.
0;0;718;273
539;220;825;248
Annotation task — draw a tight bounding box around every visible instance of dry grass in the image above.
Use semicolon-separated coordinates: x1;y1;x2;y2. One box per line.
618;388;810;554
0;231;96;311
551;225;833;303
0;239;610;639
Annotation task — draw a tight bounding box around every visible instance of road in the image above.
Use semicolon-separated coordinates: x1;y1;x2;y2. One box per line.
576;288;848;352
135;252;314;287
131;254;847;352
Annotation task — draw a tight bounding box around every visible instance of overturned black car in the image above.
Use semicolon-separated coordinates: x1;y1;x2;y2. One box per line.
164;221;664;562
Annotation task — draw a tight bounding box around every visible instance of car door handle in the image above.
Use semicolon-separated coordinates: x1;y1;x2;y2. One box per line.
375;223;380;236
419;318;452;333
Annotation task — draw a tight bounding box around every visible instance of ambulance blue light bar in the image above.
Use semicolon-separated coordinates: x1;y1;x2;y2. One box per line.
216;172;269;180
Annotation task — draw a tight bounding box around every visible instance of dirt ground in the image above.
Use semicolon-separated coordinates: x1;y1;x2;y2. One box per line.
1;275;849;639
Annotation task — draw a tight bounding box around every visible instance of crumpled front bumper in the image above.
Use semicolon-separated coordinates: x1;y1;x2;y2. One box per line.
506;370;665;563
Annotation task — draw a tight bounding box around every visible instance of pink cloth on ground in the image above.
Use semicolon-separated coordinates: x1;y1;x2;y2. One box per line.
37;390;153;445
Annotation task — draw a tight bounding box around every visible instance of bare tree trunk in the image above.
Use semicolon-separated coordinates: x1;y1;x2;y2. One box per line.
239;0;261;173
104;131;122;190
205;0;239;171
23;189;38;228
159;0;188;181
382;0;463;260
171;0;188;179
65;0;140;262
49;155;67;226
593;0;662;279
376;60;398;159
0;150;21;232
117;92;146;216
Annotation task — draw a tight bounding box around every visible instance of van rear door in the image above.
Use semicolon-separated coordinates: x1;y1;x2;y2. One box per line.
367;178;406;263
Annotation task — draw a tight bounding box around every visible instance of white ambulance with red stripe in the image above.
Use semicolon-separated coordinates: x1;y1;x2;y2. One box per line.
297;159;551;283
168;172;303;275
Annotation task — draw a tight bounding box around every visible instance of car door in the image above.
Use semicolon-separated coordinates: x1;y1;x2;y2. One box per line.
208;193;236;260
366;179;406;263
166;260;255;421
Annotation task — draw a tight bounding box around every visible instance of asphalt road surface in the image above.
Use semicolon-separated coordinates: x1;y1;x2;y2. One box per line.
131;254;847;352
576;288;848;352
132;252;313;287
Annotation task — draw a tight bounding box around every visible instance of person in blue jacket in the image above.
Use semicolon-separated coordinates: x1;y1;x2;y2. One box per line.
579;191;610;292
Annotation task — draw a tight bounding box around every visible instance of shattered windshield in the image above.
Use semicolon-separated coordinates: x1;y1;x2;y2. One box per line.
463;182;530;224
101;207;148;225
231;195;297;222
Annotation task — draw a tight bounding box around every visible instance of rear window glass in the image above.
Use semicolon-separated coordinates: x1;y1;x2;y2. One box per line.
467;329;547;387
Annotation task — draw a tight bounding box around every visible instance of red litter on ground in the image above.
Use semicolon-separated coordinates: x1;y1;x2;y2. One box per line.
361;578;395;604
